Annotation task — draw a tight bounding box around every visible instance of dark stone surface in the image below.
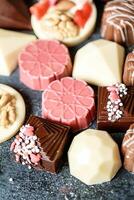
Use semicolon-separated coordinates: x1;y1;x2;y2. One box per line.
0;1;134;200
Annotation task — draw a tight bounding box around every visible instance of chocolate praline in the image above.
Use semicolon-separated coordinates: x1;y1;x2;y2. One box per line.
10;116;71;173
122;124;134;173
97;86;134;132
123;50;134;86
101;0;134;46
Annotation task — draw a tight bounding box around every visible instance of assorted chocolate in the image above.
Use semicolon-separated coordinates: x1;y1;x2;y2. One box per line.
0;0;134;185
97;85;134;132
10;115;71;173
101;0;134;46
122;124;134;173
123;50;134;86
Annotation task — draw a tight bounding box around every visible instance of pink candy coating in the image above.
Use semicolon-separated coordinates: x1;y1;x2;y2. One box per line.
30;153;41;164
109;91;119;101
42;77;95;131
19;40;72;91
24;126;34;136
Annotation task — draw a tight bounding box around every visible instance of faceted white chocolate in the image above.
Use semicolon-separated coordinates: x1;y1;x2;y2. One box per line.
0;29;36;76
73;39;125;86
68;129;121;185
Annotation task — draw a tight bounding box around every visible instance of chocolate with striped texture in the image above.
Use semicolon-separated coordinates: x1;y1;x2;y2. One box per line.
123;50;134;86
122;124;134;173
101;0;134;46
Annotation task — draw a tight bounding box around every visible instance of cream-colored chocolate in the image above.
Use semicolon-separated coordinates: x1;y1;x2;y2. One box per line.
122;124;134;173
0;84;25;143
123;50;134;86
68;129;121;185
73;39;125;86
0;29;36;76
31;0;97;46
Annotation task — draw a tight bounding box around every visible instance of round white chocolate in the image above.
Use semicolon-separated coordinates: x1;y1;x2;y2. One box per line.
68;129;121;185
0;84;26;143
31;1;97;46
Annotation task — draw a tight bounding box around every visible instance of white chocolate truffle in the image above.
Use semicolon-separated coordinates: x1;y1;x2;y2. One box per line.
31;1;97;47
68;129;121;185
0;29;36;76
72;39;125;86
0;84;26;143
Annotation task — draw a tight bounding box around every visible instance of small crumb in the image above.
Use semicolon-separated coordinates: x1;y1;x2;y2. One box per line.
9;178;13;182
64;195;69;200
28;165;31;169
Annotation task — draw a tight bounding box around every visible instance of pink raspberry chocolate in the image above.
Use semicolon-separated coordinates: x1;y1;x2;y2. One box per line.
19;40;72;90
42;77;95;131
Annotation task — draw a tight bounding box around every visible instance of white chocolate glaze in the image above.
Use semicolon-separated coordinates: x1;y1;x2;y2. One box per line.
101;0;134;45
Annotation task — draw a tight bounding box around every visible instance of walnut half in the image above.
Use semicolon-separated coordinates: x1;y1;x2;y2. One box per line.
0;93;16;127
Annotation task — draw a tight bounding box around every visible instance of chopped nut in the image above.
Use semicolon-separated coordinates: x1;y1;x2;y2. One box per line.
56;0;75;11
58;21;66;29
0;93;16;127
0;93;12;108
43;8;79;39
60;14;69;22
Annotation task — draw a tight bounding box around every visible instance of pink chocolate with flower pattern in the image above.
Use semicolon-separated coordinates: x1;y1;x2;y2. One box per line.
19;40;72;90
42;77;95;131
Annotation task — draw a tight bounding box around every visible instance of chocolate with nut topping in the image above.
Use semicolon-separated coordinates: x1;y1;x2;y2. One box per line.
97;86;134;132
10;116;71;173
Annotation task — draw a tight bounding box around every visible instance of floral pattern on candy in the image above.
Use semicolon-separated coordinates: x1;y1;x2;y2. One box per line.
106;83;127;122
10;124;41;168
19;40;72;90
42;77;95;131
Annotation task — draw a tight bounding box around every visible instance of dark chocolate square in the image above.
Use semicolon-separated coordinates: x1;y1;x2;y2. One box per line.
27;116;71;173
97;87;134;132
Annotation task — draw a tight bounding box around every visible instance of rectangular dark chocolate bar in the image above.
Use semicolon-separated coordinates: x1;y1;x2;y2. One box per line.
97;87;134;132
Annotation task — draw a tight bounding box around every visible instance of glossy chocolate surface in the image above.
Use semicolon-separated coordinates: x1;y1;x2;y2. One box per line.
23;116;71;173
97;87;134;132
122;124;134;173
0;0;31;30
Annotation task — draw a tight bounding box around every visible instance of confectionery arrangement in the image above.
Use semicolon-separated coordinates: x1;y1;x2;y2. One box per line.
68;129;121;185
0;0;134;187
0;84;25;143
101;0;134;46
30;0;97;46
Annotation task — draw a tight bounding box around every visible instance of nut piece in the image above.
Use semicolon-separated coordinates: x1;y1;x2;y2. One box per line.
56;0;75;11
43;8;79;40
0;93;16;127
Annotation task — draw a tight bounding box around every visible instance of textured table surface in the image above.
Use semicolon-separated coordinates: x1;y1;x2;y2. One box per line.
0;1;134;200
